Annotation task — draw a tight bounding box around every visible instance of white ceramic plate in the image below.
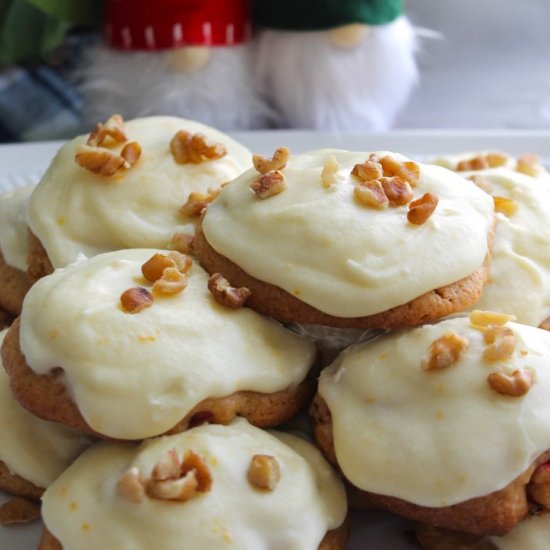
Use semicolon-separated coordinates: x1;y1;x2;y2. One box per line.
1;131;549;549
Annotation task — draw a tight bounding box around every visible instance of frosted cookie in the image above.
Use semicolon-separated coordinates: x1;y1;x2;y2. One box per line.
2;249;316;440
446;167;550;328
464;168;550;326
38;419;348;550
195;148;494;329
0;330;89;502
0;185;33;315
417;511;550;549
431;151;548;180
312;312;550;536
26;115;251;280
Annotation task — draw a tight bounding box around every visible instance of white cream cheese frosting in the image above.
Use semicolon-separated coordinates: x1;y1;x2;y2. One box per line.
490;513;550;550
202;149;494;317
318;316;550;507
19;249;315;439
458;168;550;326
41;419;347;550
0;185;33;271
27;116;251;268
0;330;89;489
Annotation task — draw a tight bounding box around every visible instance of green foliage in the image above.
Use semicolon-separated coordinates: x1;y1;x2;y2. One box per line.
0;0;103;65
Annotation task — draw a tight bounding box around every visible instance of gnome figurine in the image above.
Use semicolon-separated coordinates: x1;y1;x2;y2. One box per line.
81;0;272;130
253;0;418;130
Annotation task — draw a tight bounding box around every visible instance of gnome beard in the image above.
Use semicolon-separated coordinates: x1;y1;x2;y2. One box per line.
80;0;272;130
255;15;418;130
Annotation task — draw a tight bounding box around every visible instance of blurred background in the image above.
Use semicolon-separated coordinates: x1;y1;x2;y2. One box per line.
0;0;549;142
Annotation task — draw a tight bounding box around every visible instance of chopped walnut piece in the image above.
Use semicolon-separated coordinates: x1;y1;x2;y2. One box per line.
146;449;212;502
120;287;154;313
120;141;142;166
486;152;508;168
421;331;470;371
0;498;41;525
208;273;251;308
528;462;550;508
153;267;188;295
87;114;127;147
379;176;414;207
180;191;216;217
75;145;127;177
142;253;177;282
170;130;227;164
407;192;439;225
353;180;389;209
152;448;181;481
493;196;518;216
516;153;540;177
487;368;533;397
169;233;195;254
469;310;516;329
147;470;199;501
483;326;517;362
321;155;340;187
456;155;490;171
379;156;420;187
117;467;146;503
253;147;290;174
351;160;383;182
168;251;193;274
247;454;281;491
250;170;286;199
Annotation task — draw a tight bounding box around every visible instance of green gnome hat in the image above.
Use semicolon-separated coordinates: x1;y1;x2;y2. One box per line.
252;0;403;31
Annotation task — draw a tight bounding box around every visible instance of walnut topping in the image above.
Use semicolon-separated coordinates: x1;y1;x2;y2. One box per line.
152;267;188;295
180;191;216;217
321;155;340;187
469;310;516;329
493;196;518;216
487;368;533;397
247;454;281;491
87;114;127;147
379;156;420;187
253;147;290;174
147;449;212;502
75;145;128;176
208;273;251;308
351;160;383;182
354;180;389;209
120;287;154;313
0;498;41;525
379;176;414;207
170;130;227;164
483;325;517;362
142;252;192;283
516;153;540;177
528;462;550;508
120;141;142;166
407;192;439;225
116;467;146;503
456;152;508;172
421;331;470;371
142;253;178;282
119;450;212;504
250;170;286;199
151;448;181;480
169;233;195;254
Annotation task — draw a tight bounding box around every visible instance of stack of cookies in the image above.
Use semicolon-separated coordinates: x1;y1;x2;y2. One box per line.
0;116;348;549
1;114;550;549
